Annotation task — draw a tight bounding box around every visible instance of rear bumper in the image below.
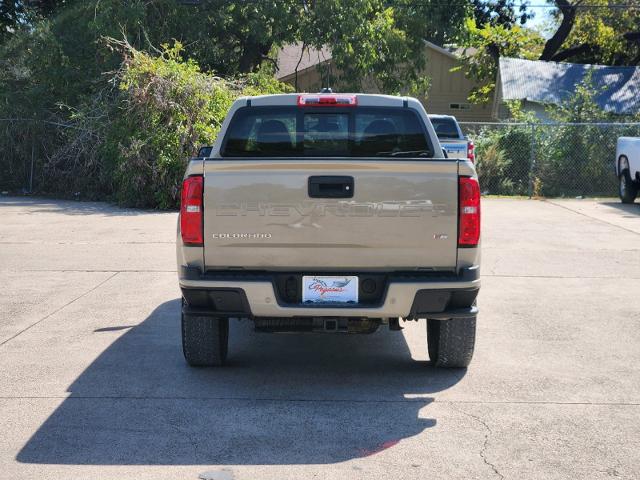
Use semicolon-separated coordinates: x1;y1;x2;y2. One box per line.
179;266;479;319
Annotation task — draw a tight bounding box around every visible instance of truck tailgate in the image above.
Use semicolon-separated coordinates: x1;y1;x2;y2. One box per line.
440;140;467;159
203;159;458;270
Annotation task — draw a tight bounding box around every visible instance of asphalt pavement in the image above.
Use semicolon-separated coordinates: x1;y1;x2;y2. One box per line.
0;196;639;480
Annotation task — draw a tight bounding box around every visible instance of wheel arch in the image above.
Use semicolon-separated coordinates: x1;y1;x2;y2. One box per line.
618;154;629;176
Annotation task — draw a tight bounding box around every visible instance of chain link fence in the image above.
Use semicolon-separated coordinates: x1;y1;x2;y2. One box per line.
2;119;640;199
0;118;65;195
461;122;640;198
0;117;105;198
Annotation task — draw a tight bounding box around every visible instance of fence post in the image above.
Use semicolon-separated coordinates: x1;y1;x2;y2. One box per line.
29;139;35;194
528;123;536;198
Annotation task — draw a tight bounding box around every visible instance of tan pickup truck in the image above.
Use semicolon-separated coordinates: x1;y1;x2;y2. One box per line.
177;93;481;368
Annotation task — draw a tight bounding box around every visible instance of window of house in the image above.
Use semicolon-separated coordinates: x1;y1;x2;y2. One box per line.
449;103;471;110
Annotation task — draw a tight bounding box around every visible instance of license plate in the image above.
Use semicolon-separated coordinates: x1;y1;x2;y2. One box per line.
302;276;359;304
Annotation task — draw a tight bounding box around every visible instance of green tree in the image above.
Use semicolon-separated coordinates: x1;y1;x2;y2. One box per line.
472;0;531;27
0;0;471;205
0;2;25;43
554;0;640;65
539;0;640;65
457;18;544;103
0;0;66;44
1;0;471;119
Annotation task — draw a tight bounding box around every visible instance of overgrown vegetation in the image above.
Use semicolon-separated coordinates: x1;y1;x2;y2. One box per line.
0;0;472;207
471;77;640;197
1;1;639;204
0;39;292;208
456;18;544;103
459;0;640;105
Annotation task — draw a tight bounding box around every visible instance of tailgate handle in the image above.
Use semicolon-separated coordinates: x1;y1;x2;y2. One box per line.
308;176;354;198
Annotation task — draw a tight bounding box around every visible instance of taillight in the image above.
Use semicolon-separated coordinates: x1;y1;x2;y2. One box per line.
467;140;475;163
458;177;480;247
180;175;203;246
297;95;357;107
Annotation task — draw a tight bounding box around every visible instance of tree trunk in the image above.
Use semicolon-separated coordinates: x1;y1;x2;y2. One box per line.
550;43;598;62
540;0;581;61
238;41;273;73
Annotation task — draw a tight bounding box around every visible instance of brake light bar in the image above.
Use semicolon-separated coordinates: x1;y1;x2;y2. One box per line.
297;95;357;107
458;176;481;247
180;175;203;246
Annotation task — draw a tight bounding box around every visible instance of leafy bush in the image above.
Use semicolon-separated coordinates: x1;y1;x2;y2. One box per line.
0;40;292;208
535;74;640;197
475;142;512;194
105;41;234;208
473;124;531;195
105;41;292;208
468;77;640;198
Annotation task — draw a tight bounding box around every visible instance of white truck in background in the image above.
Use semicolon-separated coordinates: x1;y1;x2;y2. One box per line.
616;137;640;203
428;114;475;163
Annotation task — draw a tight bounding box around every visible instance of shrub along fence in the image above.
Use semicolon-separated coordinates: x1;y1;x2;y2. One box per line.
0;42;293;209
461;122;640;198
0;118;57;195
3;119;640;203
0;117;110;199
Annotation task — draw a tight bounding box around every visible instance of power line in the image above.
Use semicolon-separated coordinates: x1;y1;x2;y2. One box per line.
381;1;640;7
180;1;640;7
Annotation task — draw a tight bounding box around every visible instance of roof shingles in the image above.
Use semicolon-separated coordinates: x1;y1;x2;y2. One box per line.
499;57;640;115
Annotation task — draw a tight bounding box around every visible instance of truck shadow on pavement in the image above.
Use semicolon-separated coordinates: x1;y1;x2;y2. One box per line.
17;299;465;465
600;201;640;217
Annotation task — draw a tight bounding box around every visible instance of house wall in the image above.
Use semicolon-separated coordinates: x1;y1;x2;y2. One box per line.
282;65;327;93
523;101;553;122
494;99;553;122
279;45;495;122
420;47;494;122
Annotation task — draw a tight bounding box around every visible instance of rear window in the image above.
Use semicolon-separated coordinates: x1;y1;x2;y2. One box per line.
430;117;461;140
222;106;432;158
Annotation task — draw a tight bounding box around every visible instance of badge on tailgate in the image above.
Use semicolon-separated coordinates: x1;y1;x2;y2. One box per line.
302;276;359;304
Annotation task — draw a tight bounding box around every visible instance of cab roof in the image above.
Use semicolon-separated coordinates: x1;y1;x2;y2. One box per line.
235;93;416;108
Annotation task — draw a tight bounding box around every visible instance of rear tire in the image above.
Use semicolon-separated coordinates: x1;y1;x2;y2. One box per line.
181;310;229;367
427;316;476;368
619;170;638;204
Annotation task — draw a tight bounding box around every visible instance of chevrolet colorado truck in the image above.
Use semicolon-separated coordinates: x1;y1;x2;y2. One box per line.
177;93;481;368
616;137;640;203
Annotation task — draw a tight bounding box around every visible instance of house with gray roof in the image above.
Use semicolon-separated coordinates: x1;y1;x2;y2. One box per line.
493;57;640;121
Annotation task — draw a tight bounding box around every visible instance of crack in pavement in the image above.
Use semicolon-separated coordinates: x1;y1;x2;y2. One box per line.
451;404;504;480
0;272;119;348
